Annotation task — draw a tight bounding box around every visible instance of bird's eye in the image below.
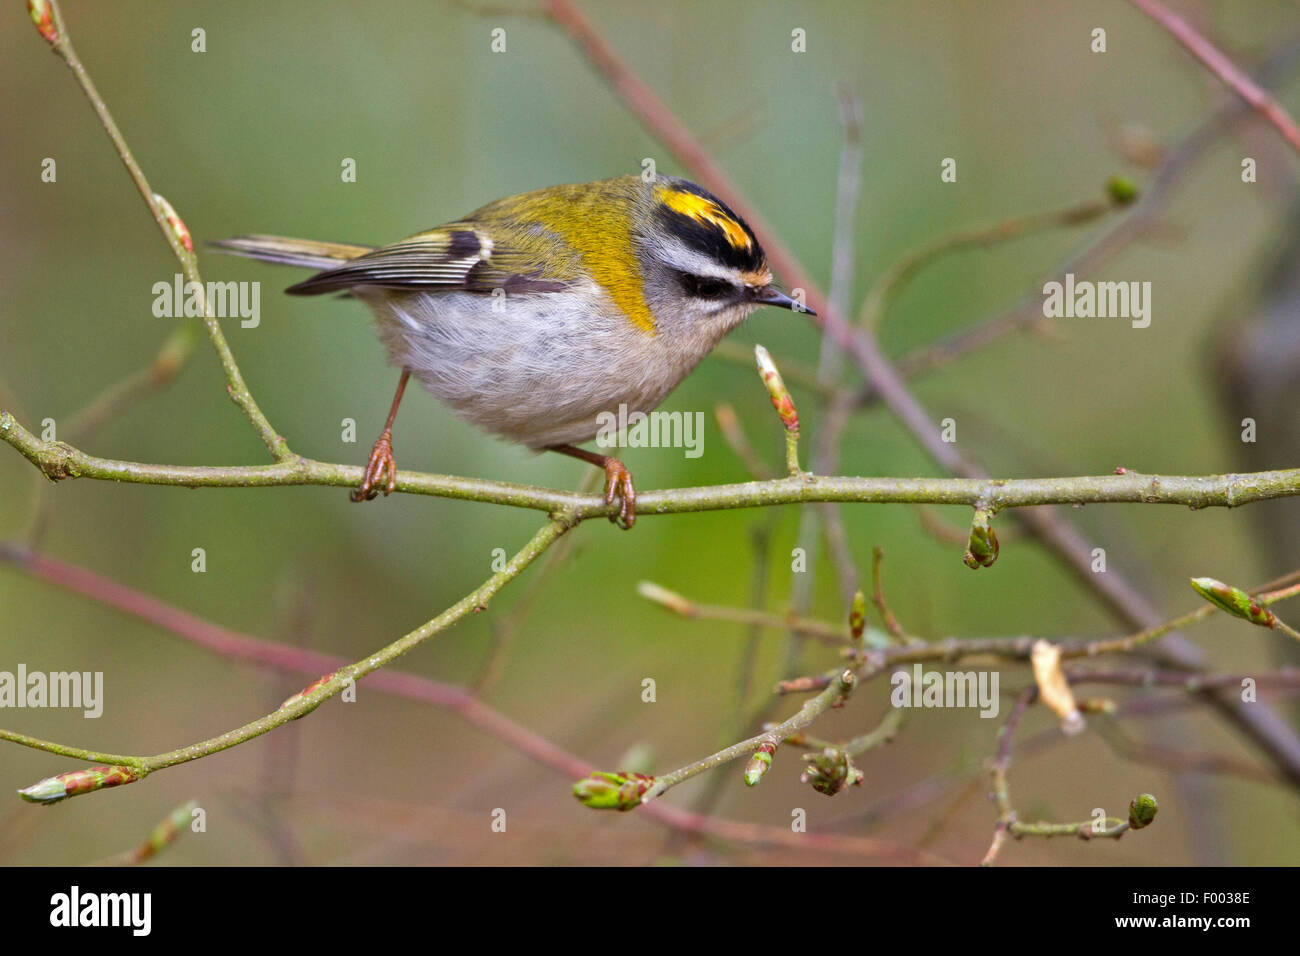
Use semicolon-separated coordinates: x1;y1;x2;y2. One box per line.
678;272;735;300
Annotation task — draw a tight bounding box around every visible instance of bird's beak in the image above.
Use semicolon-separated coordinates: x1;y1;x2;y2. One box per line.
749;285;816;315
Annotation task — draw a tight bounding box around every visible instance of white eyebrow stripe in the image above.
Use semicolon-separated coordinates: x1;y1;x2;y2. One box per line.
645;236;745;285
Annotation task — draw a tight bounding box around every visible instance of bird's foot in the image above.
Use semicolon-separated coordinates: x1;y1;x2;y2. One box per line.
352;430;397;502
602;456;636;529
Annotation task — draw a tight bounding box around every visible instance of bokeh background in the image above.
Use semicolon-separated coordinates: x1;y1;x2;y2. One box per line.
2;0;1298;865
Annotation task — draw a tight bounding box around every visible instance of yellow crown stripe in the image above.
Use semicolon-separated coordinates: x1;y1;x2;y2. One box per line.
657;186;753;252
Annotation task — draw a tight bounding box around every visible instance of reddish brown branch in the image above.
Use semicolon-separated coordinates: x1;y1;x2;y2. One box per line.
0;546;940;863
1129;0;1300;155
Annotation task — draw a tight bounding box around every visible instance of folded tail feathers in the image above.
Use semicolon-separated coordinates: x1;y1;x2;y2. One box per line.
207;235;374;271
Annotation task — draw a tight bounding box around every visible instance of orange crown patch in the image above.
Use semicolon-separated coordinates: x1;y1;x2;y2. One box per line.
656;186;754;253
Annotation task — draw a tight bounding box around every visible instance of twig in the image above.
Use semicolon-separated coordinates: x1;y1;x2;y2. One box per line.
636;581;850;647
857;193;1118;333
0;544;939;862
537;0;1300;786
4;518;574;800
870;547;908;643
37;0;290;461
6;413;1299;518
643;669;859;802
1129;0;1300;155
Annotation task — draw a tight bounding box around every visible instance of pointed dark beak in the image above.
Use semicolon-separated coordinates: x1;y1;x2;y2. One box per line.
749;285;816;315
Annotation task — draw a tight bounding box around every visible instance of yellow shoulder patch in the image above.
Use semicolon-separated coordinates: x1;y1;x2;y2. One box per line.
656;186;754;253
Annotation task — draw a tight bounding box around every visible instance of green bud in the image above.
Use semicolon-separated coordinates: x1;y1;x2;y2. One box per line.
1189;577;1276;628
572;770;654;811
849;591;867;643
1107;175;1139;205
800;748;863;796
1128;793;1158;830
755;345;799;432
963;510;999;569
277;673;333;719
18;764;142;805
744;742;776;787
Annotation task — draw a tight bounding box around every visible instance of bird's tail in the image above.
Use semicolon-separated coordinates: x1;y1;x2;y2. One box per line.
208;235;374;271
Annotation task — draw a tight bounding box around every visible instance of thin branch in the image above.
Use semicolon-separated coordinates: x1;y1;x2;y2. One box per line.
643;670;859;802
537;0;1300;785
1129;0;1300;155
857;193;1119;333
39;0;290;461
5;412;1299;519
4;518;575;800
0;544;939;862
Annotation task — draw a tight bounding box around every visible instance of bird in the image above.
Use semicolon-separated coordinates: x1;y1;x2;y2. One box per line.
211;174;810;527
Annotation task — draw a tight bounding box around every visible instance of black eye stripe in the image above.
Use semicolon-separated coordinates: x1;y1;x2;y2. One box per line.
676;271;736;300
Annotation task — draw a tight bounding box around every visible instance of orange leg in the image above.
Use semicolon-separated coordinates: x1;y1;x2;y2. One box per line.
551;444;636;529
352;370;410;503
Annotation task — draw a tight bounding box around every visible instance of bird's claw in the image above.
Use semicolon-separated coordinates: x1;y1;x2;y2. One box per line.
352;431;397;502
602;458;637;530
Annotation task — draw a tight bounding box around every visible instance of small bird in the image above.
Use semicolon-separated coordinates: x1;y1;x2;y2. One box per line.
212;175;809;527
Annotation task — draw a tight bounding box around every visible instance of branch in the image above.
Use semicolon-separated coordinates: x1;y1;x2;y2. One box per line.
6;518;574;802
0;545;940;863
1129;0;1300;155
536;0;1300;785
5;412;1298;522
32;0;290;460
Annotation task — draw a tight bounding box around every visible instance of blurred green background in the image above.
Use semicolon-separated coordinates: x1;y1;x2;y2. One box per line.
2;0;1298;865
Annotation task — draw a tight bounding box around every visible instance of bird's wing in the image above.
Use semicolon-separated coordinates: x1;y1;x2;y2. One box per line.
280;224;575;297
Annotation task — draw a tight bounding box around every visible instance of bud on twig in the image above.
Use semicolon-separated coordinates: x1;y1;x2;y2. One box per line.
1128;793;1158;830
152;192;194;253
129;799;199;864
744;741;776;787
849;590;867;645
754;345;798;433
1031;639;1084;735
278;673;332;718
776;674;831;695
635;581;696;617
1106;175;1139;206
1189;577;1276;628
18;764;142;805
800;747;863;796
572;770;655;811
963;509;999;569
28;0;58;45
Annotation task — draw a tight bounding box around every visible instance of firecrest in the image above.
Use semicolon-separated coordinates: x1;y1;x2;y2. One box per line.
212;174;810;527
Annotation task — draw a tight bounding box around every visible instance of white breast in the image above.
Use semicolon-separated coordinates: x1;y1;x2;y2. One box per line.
357;284;749;450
